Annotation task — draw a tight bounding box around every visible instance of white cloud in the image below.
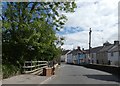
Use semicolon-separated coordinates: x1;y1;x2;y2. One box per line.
58;0;119;50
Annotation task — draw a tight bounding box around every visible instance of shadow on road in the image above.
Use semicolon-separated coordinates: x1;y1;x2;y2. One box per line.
84;74;120;83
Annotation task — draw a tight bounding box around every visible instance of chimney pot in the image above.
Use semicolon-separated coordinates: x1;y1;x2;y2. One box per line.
82;48;84;50
114;41;119;45
77;46;81;50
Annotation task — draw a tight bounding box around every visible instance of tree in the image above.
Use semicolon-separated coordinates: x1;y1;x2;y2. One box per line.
2;2;77;67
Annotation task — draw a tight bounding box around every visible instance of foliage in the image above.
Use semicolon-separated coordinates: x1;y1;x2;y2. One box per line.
2;64;20;79
2;2;76;77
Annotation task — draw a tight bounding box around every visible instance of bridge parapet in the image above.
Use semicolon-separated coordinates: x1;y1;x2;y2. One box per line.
23;61;48;75
80;64;120;76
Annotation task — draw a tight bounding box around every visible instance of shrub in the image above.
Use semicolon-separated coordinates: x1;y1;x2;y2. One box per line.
2;64;20;79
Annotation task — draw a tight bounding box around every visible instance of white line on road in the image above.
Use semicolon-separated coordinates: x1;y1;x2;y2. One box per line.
40;65;66;84
59;65;65;68
40;75;56;84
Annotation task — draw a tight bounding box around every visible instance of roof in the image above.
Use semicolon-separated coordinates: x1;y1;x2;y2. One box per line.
90;46;103;53
99;44;114;52
84;46;103;54
62;50;70;55
84;49;89;54
108;44;120;52
68;49;85;55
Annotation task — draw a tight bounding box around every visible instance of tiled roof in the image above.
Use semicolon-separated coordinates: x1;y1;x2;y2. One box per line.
108;44;120;52
68;49;85;55
99;44;114;52
84;49;89;54
68;50;73;54
62;50;70;55
84;46;103;54
90;46;103;53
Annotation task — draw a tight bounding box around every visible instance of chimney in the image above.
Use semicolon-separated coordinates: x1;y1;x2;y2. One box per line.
103;41;111;46
77;46;81;50
114;41;119;45
82;48;84;50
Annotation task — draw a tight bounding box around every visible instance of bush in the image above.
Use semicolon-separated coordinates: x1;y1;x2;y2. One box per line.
2;64;20;79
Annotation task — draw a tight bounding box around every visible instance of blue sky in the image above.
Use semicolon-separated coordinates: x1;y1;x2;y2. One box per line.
1;0;119;50
57;0;119;50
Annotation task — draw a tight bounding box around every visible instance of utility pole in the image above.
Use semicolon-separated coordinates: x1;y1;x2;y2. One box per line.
89;28;92;59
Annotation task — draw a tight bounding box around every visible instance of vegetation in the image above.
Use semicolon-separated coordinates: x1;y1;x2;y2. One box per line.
2;2;76;78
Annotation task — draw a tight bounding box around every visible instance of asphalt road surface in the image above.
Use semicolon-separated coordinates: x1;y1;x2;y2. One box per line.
44;63;120;84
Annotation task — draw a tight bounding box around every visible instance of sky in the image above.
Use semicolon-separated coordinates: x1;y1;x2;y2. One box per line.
57;0;120;50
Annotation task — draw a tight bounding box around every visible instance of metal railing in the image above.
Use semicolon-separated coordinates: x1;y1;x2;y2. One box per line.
23;61;48;75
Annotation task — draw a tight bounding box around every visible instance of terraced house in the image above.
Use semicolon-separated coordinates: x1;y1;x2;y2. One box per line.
96;41;114;65
85;46;103;64
96;41;119;65
108;42;120;66
66;46;86;64
61;50;71;62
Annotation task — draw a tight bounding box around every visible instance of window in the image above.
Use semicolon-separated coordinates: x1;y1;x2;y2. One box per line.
111;52;114;56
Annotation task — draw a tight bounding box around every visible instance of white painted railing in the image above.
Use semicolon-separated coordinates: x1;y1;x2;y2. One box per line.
23;61;48;75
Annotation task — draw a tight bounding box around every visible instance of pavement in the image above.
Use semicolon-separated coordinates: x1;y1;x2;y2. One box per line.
2;74;50;84
1;64;60;85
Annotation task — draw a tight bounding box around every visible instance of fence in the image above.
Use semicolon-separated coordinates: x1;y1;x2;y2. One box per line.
23;61;48;75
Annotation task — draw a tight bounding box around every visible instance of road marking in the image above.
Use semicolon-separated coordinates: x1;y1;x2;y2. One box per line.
40;75;56;84
40;65;65;84
59;65;65;68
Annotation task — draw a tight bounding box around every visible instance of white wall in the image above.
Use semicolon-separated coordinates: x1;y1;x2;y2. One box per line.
61;51;71;62
67;54;73;63
72;55;77;60
61;55;65;62
85;54;90;64
91;53;97;64
108;52;120;66
65;54;67;62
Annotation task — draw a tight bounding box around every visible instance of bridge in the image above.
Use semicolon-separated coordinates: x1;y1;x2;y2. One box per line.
2;63;120;85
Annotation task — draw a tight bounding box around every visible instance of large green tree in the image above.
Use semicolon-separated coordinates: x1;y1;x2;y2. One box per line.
2;2;77;67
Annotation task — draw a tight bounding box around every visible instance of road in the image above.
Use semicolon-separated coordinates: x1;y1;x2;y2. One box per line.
44;63;120;84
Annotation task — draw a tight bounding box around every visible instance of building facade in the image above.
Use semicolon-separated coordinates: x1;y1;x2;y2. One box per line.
108;41;120;66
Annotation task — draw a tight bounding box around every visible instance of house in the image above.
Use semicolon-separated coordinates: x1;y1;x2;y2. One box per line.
61;50;71;62
71;49;78;64
108;41;120;66
84;49;90;64
66;49;78;64
90;46;103;64
85;46;103;64
77;47;86;64
70;46;86;64
67;50;73;64
66;46;86;64
96;41;114;65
